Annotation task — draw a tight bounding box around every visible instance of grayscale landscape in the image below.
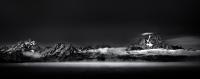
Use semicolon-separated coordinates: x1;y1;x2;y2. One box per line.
1;33;200;62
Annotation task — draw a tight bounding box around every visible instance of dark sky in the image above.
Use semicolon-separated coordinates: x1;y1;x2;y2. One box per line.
0;0;199;46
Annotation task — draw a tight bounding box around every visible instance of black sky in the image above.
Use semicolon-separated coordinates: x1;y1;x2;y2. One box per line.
0;0;199;46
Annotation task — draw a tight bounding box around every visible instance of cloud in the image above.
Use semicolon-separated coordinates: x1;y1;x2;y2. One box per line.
166;36;200;49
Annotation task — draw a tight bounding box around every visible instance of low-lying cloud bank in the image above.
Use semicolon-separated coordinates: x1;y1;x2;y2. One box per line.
166;36;200;49
89;47;200;56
